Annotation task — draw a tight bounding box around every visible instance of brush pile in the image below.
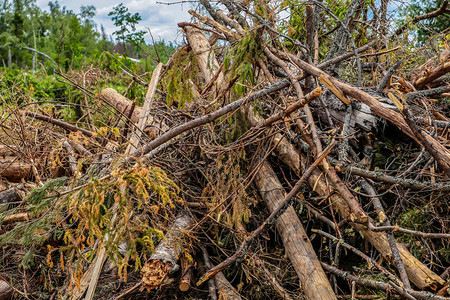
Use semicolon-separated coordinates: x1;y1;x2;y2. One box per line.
1;1;450;299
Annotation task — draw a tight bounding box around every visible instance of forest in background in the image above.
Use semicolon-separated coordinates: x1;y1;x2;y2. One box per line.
0;0;450;299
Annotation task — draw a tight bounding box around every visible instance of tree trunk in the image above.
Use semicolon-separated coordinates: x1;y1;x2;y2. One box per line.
184;26;223;86
254;161;337;299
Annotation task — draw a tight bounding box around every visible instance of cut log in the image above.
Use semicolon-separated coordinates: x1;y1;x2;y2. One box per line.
179;267;193;292
253;160;337;300
0;279;13;300
0;187;23;204
100;88;142;123
141;213;192;291
100;87;167;140
184;26;223;86
0;159;32;182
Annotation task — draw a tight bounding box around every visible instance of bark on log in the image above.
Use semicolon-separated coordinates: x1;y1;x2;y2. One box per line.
184;26;223;86
214;272;242;300
2;212;29;225
201;247;241;300
100;88;166;140
0;187;23;204
254;161;337;299
141;213;192;291
0;279;13;300
0;159;32;182
100;88;141;123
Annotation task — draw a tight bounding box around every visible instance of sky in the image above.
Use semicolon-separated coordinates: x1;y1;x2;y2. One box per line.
35;0;194;44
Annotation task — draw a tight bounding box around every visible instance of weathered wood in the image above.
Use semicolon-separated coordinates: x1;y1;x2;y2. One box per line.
184;26;223;85
0;279;13;300
197;141;335;286
245;101;444;289
100;87;165;141
179;267;193;292
126;63;163;153
100;88;141;123
253;161;337;299
141;213;192;291
0;187;22;204
277;49;450;177
0;159;32;182
201;247;241;300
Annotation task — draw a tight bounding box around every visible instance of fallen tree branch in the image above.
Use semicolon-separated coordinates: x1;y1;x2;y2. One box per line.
125;79;292;164
196;141;336;286
312;229;401;285
331;160;450;191
25;111;94;138
366;223;450;239
322;262;449;300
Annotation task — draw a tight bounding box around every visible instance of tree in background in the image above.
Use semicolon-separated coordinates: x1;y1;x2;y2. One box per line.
404;0;450;43
108;3;146;57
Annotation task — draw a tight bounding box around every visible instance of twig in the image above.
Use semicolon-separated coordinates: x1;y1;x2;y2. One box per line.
367;223;450;239
360;180;411;289
401;103;450;177
25;111;94;138
377;58;403;93
114;282;142;300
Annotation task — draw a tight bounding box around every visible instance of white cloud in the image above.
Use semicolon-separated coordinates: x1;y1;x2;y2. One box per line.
36;0;192;43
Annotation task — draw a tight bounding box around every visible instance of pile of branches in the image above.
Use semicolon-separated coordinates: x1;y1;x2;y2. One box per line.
1;0;450;299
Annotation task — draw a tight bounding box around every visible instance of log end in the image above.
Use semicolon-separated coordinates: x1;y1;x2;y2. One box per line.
141;260;172;291
0;280;13;300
